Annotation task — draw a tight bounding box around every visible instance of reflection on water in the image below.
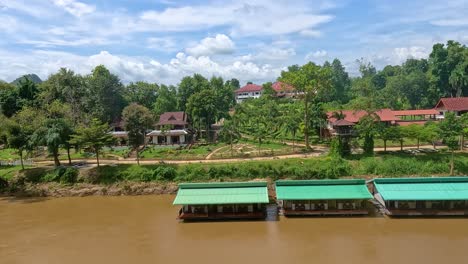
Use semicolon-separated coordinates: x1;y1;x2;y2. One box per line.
1;195;468;264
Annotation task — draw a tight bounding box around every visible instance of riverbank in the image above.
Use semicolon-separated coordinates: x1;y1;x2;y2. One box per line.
1;152;467;197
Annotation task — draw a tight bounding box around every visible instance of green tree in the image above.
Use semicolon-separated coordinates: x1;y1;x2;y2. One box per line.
123;81;159;109
122;103;153;165
261;82;276;98
85;65;125;123
0;82;19;117
39;68;86;125
153;85;178;117
70;118;116;167
421;122;441;149
355;113;380;155
438;112;462;175
34;118;74;167
280;62;332;149
178;74;210;111
4;120;29;169
378;125;399;152
279;103;302;151
186;89;217;141
405;124;424;149
218;119;241;156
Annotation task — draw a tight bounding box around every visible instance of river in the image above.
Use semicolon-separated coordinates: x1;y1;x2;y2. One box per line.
1;195;467;264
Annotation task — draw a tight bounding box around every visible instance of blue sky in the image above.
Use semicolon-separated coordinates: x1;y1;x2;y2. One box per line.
0;0;467;85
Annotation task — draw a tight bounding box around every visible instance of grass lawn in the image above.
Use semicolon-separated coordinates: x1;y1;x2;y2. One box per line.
0;166;28;180
139;144;223;160
0;148;20;160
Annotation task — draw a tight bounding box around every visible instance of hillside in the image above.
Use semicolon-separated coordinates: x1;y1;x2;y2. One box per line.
11;74;42;85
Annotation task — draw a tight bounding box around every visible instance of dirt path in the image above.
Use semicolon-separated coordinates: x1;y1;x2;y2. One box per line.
205;145;230;160
34;150;325;166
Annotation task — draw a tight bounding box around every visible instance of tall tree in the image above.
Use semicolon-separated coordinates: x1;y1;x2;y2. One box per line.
186;89;217;140
0;82;19;117
218;118;241;156
123;81;159;109
40;68;87;125
153;85;178;117
177;74;210;111
279;62;332;149
70;119;116;167
122;104;153;165
438;112;462;175
85;65;125;123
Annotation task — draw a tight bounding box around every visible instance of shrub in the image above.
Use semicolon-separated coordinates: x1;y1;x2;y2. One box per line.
60;168;79;184
153;166;177;181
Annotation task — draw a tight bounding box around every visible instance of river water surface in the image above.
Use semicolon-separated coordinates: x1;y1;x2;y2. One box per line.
1;195;468;264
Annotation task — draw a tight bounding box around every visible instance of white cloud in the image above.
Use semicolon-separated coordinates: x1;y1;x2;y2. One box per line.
186;34;235;57
138;2;333;36
52;0;95;17
393;46;429;63
431;18;468;27
305;50;328;60
0;49;283;85
300;29;322;38
146;37;177;52
255;47;296;61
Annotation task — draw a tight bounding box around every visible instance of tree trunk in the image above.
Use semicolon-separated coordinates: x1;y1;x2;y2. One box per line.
136;148;140;166
461;134;464;150
230;133;233;157
400;140;403;151
96;149;100;167
417;138;420;149
19;150;24;170
53;148;61;167
258;138;261;155
304;99;310;149
384;140;387;152
67;147;72;166
292;131;296;152
450;150;454;175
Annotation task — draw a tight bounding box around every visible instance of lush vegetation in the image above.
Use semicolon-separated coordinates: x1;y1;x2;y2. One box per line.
0;40;467;169
2;153;467;188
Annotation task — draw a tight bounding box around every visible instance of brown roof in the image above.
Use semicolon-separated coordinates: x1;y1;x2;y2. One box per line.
327;109;399;123
157;112;188;126
392;109;439;116
272;82;295;93
434;97;468;111
332;119;355;127
235;84;263;94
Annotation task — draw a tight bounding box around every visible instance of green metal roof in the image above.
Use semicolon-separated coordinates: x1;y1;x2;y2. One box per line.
275;179;373;200
374;177;468;201
173;182;269;205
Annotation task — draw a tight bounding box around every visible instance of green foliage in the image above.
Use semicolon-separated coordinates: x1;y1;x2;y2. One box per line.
123;81;159;109
153;84;177;117
69;118;116;166
122;103;153;164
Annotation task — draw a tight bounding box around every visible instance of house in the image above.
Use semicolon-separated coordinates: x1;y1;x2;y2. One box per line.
434;97;468;118
373;177;468;216
110;118;128;145
235;83;263;103
326;109;399;137
173;182;269;220
272;81;298;98
392;109;439;127
276;179;373;216
146;112;192;145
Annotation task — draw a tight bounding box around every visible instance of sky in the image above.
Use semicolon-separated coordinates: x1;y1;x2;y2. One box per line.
0;0;467;85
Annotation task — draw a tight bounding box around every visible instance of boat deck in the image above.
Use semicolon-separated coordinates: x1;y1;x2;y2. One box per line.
282;209;369;216
178;211;266;220
387;209;468;216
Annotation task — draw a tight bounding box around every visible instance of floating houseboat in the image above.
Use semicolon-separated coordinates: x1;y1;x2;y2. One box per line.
173;182;269;220
275;179;373;216
373;177;468;216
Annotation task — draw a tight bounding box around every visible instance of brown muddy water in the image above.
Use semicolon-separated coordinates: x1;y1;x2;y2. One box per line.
1;195;468;264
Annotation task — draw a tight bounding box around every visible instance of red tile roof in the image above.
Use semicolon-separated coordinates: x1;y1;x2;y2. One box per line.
272;82;295;93
392;109;439;116
157;111;188;126
434;97;468;111
332;119;355;127
235;84;263;94
327;109;399;123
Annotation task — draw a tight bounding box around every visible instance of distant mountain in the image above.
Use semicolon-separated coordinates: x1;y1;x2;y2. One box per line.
11;74;42;85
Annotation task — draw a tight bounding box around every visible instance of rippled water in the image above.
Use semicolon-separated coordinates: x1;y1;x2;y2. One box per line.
1;195;467;264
